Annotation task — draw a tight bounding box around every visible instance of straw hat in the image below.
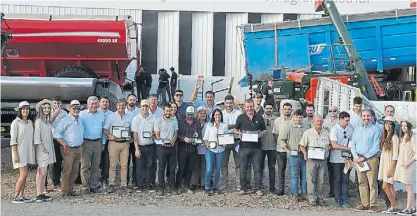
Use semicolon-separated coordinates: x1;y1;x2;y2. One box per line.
36;99;54;112
383;116;396;122
398;119;416;129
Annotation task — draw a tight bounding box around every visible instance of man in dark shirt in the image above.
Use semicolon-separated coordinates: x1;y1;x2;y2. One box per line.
174;89;190;119
145;69;152;99
262;78;275;108
170;67;178;102
135;67;148;100
234;99;267;196
157;69;170;105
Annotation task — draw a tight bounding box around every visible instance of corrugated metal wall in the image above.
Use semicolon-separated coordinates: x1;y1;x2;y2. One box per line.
299;14;322;20
224;13;248;79
157;11;179;71
261;13;284;23
191;12;213;76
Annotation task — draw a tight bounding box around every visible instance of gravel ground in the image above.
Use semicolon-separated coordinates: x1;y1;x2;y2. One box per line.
1;147;409;214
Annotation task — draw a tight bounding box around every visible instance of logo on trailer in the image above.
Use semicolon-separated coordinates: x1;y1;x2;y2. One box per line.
309;44;326;55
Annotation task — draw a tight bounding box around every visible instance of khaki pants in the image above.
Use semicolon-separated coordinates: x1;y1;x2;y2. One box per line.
356;156;379;207
61;146;81;194
108;141;129;187
307;158;327;204
80;140;103;190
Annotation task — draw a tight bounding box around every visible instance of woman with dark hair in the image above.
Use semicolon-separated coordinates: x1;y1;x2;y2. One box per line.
10;101;36;203
34;99;56;202
169;101;180;121
377;116;399;213
394;120;416;215
203;108;227;195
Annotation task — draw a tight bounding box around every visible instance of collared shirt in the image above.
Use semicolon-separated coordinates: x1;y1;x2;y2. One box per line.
178;118;202;152
222;108;242;138
154;116;178;143
103;112;135;136
125;106;140;117
51;109;68;133
53;114;84;147
235;113;266;149
351;122;381;159
131;113;156;146
302;117;314;129
99;109;113;144
79;109;105;140
261;114;278;151
299;127;331;149
330;123;354;163
272;115;292;152
323;117;338;131
149;107;164;119
349;110;362;129
280;120;309;152
254;106;264;116
203;122;227;153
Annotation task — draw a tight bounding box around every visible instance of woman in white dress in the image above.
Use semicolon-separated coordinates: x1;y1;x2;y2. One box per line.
377;116;399;213
10;101;36;204
394;120;416;215
34;99;56;202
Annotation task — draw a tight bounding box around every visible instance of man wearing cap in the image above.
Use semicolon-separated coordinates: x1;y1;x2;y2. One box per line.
79;96;105;194
131;100;157;192
234;99;267;196
103;98;135;193
49;96;68;192
154;104;178;196
350;109;381;212
53;100;84;196
170;67;178;101
176;106;202;194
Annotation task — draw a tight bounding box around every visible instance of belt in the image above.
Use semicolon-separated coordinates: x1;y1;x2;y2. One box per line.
114;139;128;143
69;146;81;149
84;138;101;142
140;144;155;148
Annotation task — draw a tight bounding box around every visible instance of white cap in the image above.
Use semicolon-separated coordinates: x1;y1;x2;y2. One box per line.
185;106;195;114
384;116;396;122
18;101;30;108
70;100;81;107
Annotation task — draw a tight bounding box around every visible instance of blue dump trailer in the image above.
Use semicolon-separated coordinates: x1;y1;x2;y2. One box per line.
239;8;416;83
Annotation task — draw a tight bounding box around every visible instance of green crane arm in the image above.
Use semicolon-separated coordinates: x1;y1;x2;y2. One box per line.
315;0;378;100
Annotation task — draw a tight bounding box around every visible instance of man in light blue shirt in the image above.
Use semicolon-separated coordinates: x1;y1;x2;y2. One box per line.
348;97;363;130
350;109;381;212
79;96;105;194
53;100;84;196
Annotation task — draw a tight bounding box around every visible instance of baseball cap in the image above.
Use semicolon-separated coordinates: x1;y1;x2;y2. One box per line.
140;99;150;106
185;106;195;114
70;100;81;107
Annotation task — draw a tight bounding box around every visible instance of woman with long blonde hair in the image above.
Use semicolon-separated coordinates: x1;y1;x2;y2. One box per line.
394;120;416;215
377;116;399;213
34;99;56;202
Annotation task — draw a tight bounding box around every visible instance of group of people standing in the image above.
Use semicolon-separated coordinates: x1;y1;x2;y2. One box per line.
8;79;416;215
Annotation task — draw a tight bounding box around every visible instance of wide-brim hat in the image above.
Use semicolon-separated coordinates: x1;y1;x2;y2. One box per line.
398;119;416;129
36;99;54;112
14;101;30;111
383;116;396;122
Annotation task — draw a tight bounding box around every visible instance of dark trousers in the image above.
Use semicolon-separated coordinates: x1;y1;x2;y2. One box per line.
328;157;334;196
276;151;287;193
50;139;63;186
331;163;349;203
170;85;177;101
127;142;137;186
176;145;198;189
240;147;262;191
135;144;155;188
137;84;148;100
157;146;177;189
260;150;277;190
100;141;110;185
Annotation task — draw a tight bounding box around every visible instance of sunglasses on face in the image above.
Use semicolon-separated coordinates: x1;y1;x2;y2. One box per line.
175;94;183;97
329;110;337;112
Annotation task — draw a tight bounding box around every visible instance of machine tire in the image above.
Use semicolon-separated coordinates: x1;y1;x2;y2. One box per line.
54;65;99;78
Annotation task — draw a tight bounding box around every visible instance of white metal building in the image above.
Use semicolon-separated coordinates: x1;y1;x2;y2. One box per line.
1;1;411;80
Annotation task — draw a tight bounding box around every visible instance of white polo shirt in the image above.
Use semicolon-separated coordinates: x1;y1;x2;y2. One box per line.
329;123;354;163
131;113;156;146
222;108;241;138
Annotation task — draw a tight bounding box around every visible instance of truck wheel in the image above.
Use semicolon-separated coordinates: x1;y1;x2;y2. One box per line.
54;65;99;78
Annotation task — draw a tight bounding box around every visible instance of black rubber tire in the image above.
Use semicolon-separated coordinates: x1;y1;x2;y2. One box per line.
54;65;99;78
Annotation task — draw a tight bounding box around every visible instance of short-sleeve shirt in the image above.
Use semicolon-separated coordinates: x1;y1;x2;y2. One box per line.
79;110;105;140
272;116;292;152
150;107;164;119
103;112;134;135
299;127;331;149
261;115;278;151
279;120;309;151
330;124;354;163
235;113;266;149
53;114;84;147
154;116;178;143
203;122;228;153
222;109;242;139
131;113;156;146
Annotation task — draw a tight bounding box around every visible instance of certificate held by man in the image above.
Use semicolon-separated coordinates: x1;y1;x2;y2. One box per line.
241;130;259;142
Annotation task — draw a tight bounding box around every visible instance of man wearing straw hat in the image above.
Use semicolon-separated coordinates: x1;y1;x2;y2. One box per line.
53;100;84;196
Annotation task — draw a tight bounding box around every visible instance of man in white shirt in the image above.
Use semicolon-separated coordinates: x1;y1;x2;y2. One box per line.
349;97;363;130
221;95;242;190
329;111;353;208
131;100;156;192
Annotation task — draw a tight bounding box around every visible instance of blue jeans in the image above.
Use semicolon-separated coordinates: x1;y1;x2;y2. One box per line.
287;154;307;195
205;150;224;190
331;163;350;203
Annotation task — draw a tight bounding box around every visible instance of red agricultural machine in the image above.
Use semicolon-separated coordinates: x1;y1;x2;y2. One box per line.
0;13;142;145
